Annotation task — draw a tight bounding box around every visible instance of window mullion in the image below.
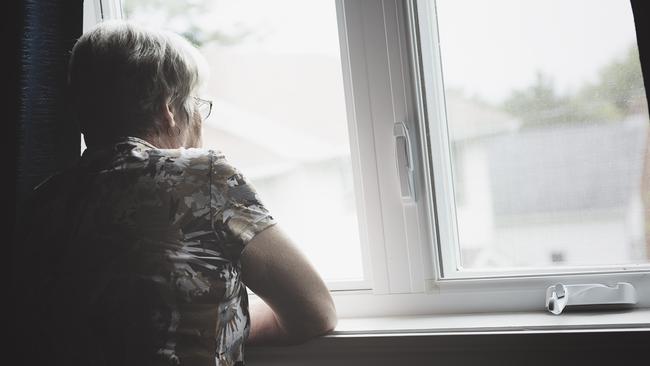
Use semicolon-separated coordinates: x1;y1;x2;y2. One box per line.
383;0;430;293
358;0;414;294
340;0;431;294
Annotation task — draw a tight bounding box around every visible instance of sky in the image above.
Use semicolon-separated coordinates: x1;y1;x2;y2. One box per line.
435;0;640;103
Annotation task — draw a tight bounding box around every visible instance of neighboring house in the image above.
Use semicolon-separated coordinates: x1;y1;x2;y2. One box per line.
446;94;520;267
450;97;649;269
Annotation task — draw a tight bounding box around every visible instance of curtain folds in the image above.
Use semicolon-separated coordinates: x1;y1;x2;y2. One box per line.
16;0;84;212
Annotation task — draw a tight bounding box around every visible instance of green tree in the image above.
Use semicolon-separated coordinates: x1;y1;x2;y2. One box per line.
501;44;648;128
502;71;575;127
580;45;647;116
123;0;253;47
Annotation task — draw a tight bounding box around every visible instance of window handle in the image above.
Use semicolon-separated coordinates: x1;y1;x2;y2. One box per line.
394;122;415;202
545;282;637;315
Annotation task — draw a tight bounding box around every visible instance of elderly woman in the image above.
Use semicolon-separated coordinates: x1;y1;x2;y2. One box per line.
15;20;335;366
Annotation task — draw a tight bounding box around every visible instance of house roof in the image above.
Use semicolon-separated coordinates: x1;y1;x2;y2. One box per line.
446;93;520;141
486;115;648;217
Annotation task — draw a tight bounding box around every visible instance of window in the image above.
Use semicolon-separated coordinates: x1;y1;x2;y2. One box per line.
88;0;650;318
430;0;650;276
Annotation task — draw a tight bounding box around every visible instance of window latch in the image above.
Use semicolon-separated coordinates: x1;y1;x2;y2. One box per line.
394;122;415;202
545;282;637;315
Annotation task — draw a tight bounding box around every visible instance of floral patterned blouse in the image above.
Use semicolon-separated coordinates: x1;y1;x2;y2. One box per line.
20;136;275;365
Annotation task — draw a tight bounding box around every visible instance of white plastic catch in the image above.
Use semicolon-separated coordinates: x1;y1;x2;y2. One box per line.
545;282;637;315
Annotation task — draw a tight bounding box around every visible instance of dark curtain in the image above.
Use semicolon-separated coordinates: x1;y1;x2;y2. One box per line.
10;0;83;363
631;0;650;260
11;0;83;288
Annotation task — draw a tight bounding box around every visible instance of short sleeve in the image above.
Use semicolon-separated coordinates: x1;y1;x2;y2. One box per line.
208;151;276;258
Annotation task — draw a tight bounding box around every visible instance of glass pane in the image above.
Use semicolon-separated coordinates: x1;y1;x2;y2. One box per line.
435;0;650;270
123;0;364;282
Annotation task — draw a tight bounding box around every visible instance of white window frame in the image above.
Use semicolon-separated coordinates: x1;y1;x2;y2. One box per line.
90;0;650;318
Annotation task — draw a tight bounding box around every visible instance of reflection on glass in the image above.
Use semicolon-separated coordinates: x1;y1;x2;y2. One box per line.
124;0;363;281
436;0;650;269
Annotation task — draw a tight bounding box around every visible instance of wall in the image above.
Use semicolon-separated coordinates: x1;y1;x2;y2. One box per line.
246;330;649;366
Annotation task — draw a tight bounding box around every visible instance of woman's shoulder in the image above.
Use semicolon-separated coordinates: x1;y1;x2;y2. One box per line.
147;147;237;183
148;146;223;161
146;147;224;169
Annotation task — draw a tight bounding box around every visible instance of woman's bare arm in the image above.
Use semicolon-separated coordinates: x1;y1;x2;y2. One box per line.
240;224;337;345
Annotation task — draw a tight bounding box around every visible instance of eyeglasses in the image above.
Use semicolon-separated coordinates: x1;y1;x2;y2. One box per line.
193;96;213;120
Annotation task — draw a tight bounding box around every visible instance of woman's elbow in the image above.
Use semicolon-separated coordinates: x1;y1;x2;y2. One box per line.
323;301;339;333
290;299;338;342
318;290;338;332
316;300;338;335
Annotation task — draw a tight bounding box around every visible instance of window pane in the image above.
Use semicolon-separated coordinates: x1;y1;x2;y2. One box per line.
123;0;364;282
434;0;650;270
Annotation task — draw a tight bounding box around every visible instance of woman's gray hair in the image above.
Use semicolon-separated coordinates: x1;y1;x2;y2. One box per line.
68;20;208;145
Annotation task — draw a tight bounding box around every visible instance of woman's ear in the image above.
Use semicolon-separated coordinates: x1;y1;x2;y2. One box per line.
159;100;177;129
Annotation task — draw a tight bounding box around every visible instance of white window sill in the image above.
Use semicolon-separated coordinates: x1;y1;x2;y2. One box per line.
331;308;650;336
